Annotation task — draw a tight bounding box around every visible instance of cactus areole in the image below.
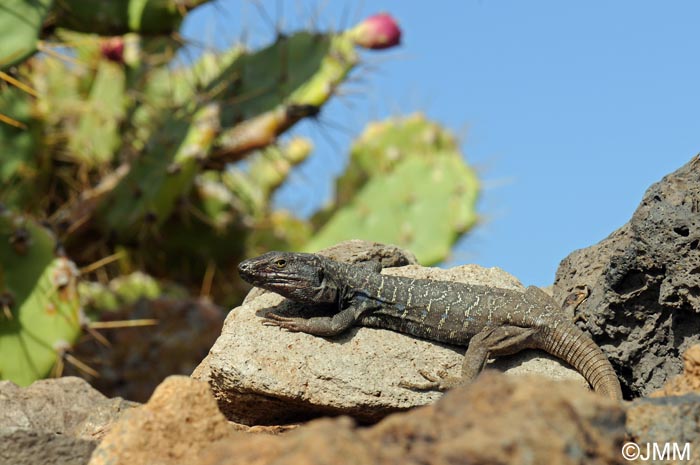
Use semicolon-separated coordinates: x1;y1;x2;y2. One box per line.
350;13;402;50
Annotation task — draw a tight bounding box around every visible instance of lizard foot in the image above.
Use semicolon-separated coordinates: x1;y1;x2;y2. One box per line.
262;312;305;332
398;369;461;392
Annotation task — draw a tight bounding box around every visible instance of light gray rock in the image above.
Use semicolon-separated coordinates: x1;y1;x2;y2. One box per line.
0;377;136;465
0;430;96;465
193;260;587;425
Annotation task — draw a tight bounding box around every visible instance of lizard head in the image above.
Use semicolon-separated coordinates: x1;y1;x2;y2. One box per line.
237;252;339;304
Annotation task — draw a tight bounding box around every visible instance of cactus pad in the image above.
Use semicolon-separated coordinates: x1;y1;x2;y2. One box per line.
0;209;82;386
307;114;480;264
0;0;52;70
52;0;209;35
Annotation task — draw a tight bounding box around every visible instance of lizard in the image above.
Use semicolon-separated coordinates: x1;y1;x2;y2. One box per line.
237;251;623;400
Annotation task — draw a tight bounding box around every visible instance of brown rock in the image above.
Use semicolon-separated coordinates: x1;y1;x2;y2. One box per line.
199;372;626;465
626;395;700;463
650;344;700;397
88;376;238;465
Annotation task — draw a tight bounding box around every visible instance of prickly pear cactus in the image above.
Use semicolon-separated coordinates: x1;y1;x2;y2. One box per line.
0;5;480;391
53;24;363;240
0;209;82;386
306;114;480;264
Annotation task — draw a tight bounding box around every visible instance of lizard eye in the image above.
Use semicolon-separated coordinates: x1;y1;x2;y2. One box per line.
274;259;287;268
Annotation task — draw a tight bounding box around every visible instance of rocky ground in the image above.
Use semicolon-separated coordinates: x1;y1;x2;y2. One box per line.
3;155;700;465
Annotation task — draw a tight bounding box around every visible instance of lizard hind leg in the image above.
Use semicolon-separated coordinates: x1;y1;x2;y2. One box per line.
400;325;538;391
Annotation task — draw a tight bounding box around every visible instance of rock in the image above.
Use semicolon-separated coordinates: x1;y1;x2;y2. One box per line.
626;395;700;462
0;377;135;465
1;431;96;465
650;344;700;397
193;246;588;425
88;376;239;465
313;239;419;266
555;155;700;397
198;371;626;465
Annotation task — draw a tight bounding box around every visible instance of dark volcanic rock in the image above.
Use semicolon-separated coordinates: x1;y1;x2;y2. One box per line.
651;344;700;397
555;155;700;397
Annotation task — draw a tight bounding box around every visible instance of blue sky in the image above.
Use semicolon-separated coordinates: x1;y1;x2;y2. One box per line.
182;1;700;286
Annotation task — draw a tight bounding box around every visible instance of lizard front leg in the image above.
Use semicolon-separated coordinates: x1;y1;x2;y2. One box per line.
263;300;372;337
401;325;537;391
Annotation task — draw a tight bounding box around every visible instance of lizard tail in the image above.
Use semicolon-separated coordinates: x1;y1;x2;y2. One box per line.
536;322;623;400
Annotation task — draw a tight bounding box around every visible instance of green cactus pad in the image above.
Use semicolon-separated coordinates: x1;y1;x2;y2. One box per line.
0;0;52;70
67;60;127;165
134;30;357;164
0;83;44;209
208;32;358;163
0;209;82;386
52;0;209;35
334;113;461;208
97;103;219;236
306;115;480;265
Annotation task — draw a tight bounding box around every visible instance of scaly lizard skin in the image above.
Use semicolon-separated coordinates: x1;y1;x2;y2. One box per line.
238;251;623;400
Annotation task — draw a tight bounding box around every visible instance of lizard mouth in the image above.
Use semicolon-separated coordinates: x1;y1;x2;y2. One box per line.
237;264;304;290
255;276;300;289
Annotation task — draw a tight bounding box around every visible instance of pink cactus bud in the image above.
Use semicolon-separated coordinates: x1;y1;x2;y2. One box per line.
351;13;401;50
100;37;125;63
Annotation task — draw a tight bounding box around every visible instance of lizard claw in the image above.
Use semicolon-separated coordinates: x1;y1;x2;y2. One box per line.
262;312;303;332
398;378;441;391
399;368;456;392
263;312;291;322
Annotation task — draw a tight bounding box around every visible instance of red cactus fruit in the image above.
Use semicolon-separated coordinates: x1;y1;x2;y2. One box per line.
101;37;125;63
351;13;401;50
